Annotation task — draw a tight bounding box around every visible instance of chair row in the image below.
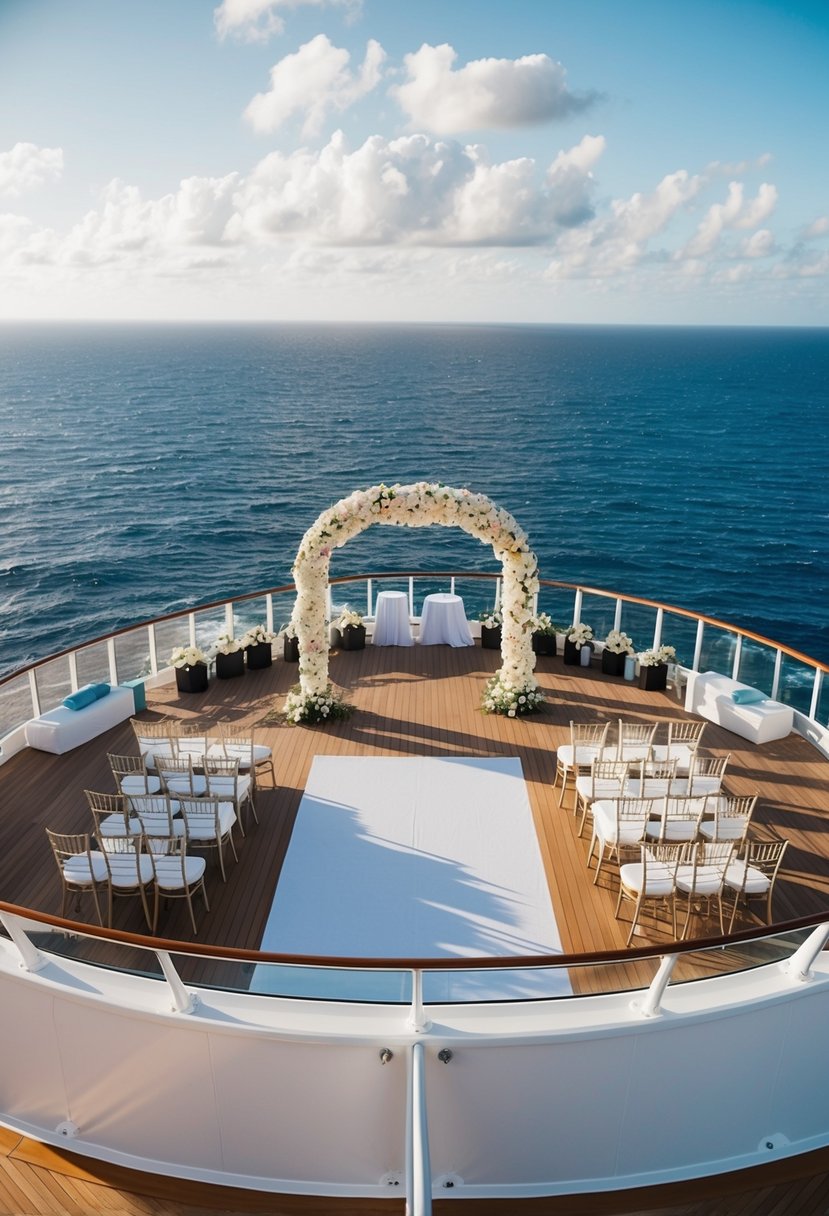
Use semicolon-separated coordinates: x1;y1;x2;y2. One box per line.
615;838;789;945
108;752;258;835
86;789;240;881
574;755;731;838
47;829;210;934
555;719;708;805
129;718;275;788
586;791;758;885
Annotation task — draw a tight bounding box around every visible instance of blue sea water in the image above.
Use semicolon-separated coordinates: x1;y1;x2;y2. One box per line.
0;322;828;680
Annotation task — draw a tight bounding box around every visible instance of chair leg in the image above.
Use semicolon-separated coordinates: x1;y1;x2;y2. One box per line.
185;891;198;935
216;841;227;882
557;767;568;806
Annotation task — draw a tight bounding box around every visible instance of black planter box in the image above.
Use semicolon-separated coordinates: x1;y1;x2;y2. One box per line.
175;663;208;694
481;625;502;650
247;641;273;670
601;649;628;677
341;623;366;651
216;650;245;679
282;636;299;663
532;632;556;656
639;663;668;691
563;639;582;665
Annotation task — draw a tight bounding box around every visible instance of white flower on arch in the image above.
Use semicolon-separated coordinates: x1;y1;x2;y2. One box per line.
288;481;542;719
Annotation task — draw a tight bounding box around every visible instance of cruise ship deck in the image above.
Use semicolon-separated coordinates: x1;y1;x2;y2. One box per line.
2;640;829;1214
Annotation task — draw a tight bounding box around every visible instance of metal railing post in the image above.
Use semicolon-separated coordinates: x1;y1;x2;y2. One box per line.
731;634;742;681
405;1042;432;1216
631;953;678;1018
409;576;415;618
147;622;159;675
809;669;823;723
0;913;48;973
107;637;118;686
573;588;583;626
652;607;664;650
407;969;431;1033
68;652;79;693
155;950;197;1013
771;648;783;700
188;613;197;648
783;922;829;982
692;619;704;672
225;602;234;637
27;669;41;719
266;593;274;635
613;598;623;631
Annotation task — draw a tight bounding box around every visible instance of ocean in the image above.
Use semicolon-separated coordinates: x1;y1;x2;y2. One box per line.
1;322;828;680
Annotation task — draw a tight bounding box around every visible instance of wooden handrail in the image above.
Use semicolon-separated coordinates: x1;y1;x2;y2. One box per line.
2;570;827;687
2;898;827;973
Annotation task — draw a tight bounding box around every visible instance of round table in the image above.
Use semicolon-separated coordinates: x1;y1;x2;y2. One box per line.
418;593;474;647
373;590;414;647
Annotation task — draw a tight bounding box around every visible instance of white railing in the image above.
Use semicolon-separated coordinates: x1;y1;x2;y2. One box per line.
2;571;828;755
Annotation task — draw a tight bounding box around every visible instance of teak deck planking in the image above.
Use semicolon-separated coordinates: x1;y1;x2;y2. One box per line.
1;642;829;1214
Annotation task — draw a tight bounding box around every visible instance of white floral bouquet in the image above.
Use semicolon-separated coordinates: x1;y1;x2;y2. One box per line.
483;674;544;718
170;645;208;669
639;644;676;667
284;684;352;725
242;625;277;647
338;607;364;629
604;629;634;655
213;633;243;655
531;612;557;636
280;621;298;640
479;609;503;629
567;622;593;647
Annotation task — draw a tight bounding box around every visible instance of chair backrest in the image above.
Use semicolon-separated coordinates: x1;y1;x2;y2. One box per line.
174;727;210;760
47;829;99;870
204;756;242;797
156;755;195;787
219;723;256;760
146;834;187;869
89;804;134;852
177;795;224;839
632;757;679;791
613;797;661;842
616;720;658;760
641;840;695;879
650;794;709;842
687;840;735;891
108;752;154;793
129;794;178;836
571;721;610;752
85;789;128;816
712;794;758;838
687;753;730;793
740;838;789;885
588;758;629;793
667;719;707;746
98;832;150;885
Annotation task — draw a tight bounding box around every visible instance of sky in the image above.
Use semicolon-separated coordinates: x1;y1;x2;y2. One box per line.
1;0;828;326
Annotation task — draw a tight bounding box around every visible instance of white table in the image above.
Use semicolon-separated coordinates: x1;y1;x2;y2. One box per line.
372;590;413;646
419;593;474;647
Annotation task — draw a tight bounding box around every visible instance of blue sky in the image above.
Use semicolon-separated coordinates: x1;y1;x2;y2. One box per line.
1;0;827;324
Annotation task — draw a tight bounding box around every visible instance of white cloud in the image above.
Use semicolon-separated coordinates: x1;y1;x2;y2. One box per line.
681;181;778;257
0;142;63;196
244;34;385;136
738;228;775;259
214;0;362;43
802;216;829;239
706;153;772;177
230;130;603;246
391;43;595;134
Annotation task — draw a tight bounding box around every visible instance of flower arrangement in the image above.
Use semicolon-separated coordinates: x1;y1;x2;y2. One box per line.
213;633;243;655
639;644;676;667
284;684;352;725
170;645;208;669
604;629;634;655
289;481;541;721
242;625;277;647
483;674;544;718
478;609;503;629
567;622;594;647
532;612;557;636
338;607;364;630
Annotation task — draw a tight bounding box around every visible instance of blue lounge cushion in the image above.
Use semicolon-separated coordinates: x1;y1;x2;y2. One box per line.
732;687;767;705
91;682;111;699
63;686;99;711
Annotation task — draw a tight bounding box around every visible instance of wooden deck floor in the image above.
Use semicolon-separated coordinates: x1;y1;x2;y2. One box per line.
2;642;829;1215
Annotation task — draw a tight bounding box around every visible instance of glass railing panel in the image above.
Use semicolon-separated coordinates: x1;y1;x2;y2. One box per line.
536;586;578;632
22;925;165;979
422;955;663;1002
113;627;153;682
0;674;34;739
173;954;412;1002
75;640;112;687
697;625;737;678
152;618;194;669
615;601;658;655
230;595;271;640
578;592;618;642
816;674;829;729
32;656;72;712
329;578;369;621
777;654;818;716
670;925;814;984
193;607;228;652
737;638;777;693
659;611;699;670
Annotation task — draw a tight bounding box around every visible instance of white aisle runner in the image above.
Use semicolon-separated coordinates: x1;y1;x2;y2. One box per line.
254;756;571;1000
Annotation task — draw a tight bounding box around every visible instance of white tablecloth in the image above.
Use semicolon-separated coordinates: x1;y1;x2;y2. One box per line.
419;593;474;647
372;590;414;646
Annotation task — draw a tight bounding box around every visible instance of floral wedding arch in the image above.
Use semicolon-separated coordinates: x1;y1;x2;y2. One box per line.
284;482;543;722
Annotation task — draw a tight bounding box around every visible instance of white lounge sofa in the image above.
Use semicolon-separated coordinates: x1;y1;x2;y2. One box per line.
25;685;136;755
684;670;793;745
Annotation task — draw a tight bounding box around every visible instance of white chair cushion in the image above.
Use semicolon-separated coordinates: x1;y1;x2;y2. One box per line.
207;774;251;799
166;776;209;796
107;855;154;887
676;865;726;896
619;861;675;897
184;804;236;839
725;862;771;894
154;855;207;890
558;744;603;769
140;815;186;838
119;774;162;795
64;853;108;883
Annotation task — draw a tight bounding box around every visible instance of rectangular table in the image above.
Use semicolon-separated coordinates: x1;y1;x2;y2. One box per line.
254;756;570;1000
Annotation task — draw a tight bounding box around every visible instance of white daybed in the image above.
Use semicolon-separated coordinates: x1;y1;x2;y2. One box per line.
25;686;135;755
684;670;793;745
